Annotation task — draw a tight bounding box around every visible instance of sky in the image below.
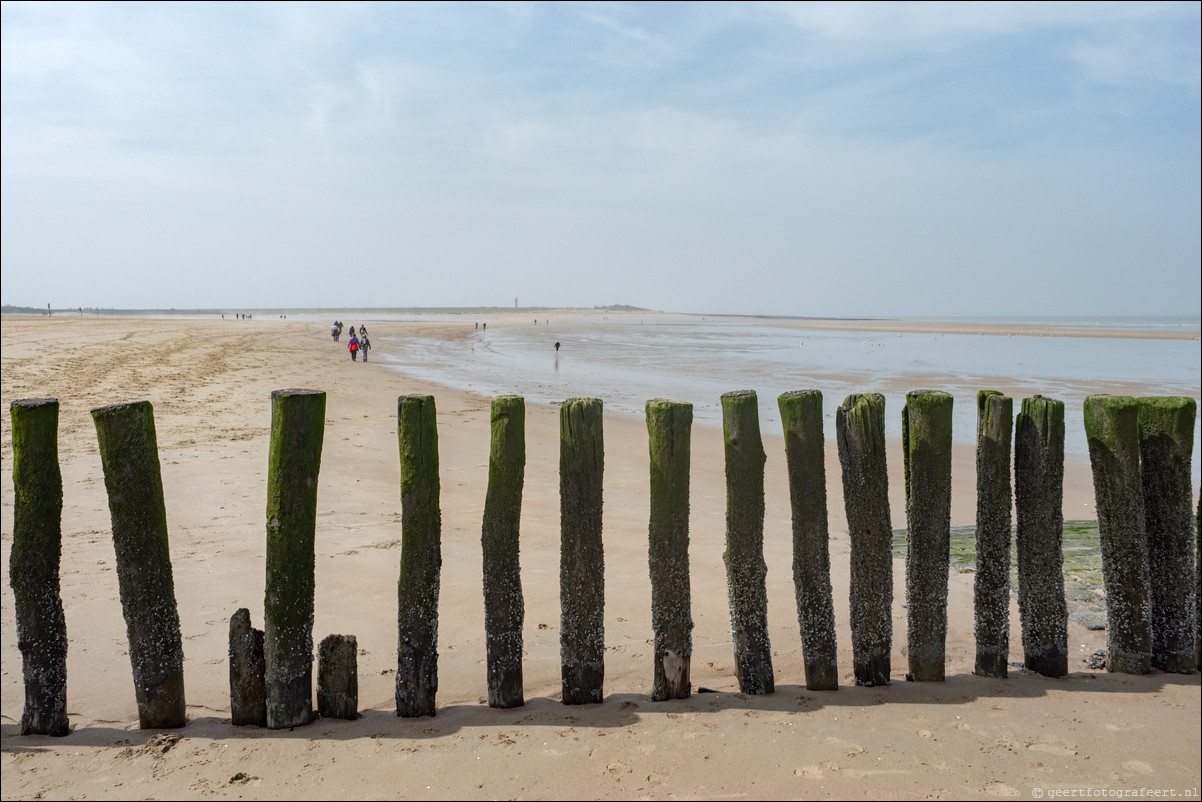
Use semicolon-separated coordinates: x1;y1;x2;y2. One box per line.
2;1;1199;318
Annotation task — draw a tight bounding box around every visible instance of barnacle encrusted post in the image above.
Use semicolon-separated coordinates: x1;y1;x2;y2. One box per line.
1084;395;1152;675
1015;395;1068;678
10;398;69;736
836;393;893;686
482;395;527;708
92;399;187;729
396;394;442;717
778;390;838;691
902;390;953;682
229;608;266;726
646;398;694;701
1137;396;1197;674
560;397;605;705
317;634;359;720
973;391;1013;679
263;388;325;729
721;390;774;695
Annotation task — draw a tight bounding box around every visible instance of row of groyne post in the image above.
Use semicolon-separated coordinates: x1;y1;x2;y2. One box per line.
7;389;1199;735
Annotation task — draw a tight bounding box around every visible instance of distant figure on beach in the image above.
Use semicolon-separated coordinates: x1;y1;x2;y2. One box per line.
359;325;366;338
332;324;339;341
475;322;478;330
554;340;561;352
360;335;371;362
348;333;360;361
482;322;486;330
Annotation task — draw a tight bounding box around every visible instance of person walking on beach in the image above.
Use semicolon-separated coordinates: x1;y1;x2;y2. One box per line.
360;334;371;362
348;333;360;361
359;325;366;338
332;323;339;341
554;340;561;353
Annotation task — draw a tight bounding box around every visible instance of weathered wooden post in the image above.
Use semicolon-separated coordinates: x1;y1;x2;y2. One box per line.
902;390;953;682
317;634;359;720
229;608;266;726
836;393;893;686
560;397;605;705
721;390;774;695
396;394;442;717
1138;397;1197;674
1084;395;1152;674
264;388;325;729
778;390;838;691
9;399;69;736
482;395;527;708
92;400;187;729
646;399;694;701
973;391;1013;679
1015;395;1068;677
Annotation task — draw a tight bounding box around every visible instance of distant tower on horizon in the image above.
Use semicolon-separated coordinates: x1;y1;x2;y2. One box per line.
515;297;518;309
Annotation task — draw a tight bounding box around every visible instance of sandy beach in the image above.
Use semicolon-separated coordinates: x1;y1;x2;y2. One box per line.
1;312;1198;801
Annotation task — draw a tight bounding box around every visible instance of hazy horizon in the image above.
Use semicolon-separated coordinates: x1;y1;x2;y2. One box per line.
3;3;1199;317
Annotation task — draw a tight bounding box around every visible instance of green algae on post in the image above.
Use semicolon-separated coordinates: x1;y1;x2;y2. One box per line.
721;390;774;695
92;400;187;730
482;395;527;708
10;398;69;736
396;394;443;717
902;390;953;683
973;391;1013;679
778;390;838;691
264;388;326;729
646;399;694;701
1084;395;1152;674
560;397;605;705
1015;395;1068;678
836;393;893;686
1137;396;1197;674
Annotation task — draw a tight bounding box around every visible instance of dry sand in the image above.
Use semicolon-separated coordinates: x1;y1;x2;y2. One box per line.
1;312;1198;801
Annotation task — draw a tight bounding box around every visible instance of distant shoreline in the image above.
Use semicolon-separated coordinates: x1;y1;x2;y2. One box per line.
6;306;1197;340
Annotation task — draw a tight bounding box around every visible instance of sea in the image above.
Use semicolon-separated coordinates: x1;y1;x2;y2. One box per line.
368;313;1201;481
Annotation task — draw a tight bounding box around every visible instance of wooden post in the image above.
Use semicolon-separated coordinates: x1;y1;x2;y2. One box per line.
229;608;266;726
482;395;526;708
973;391;1013;679
396;394;442;717
317;634;359;720
92;400;187;729
1138;397;1197;674
721;390;774;694
778;390;838;691
1084;395;1152;674
1015;395;1068;677
263;388;326;729
646;399;694;701
9;399;69;736
836;393;893;686
902;390;953;682
560;397;605;705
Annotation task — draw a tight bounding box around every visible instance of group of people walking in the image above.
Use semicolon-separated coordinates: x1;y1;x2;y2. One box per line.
332;320;371;362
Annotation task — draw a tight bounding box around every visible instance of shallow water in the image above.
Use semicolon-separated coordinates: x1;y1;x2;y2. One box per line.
375;316;1201;479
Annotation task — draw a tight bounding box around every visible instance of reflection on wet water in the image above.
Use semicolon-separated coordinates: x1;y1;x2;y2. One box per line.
376;319;1201;471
